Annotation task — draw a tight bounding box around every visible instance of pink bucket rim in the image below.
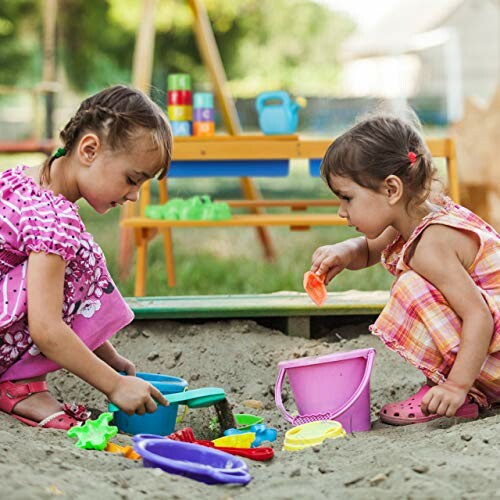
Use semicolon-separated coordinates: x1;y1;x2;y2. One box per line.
277;347;375;370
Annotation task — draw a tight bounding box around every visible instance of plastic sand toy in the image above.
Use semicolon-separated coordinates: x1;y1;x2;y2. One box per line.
275;348;376;433
108;372;188;436
166;387;226;408
105;442;141;460
224;424;277;447
234;414;264;430
145;196;231;221
303;271;327;306
132;435;252;485
283;420;346;451
167;428;274;461
67;412;118;451
108;387;226;412
212;432;255;449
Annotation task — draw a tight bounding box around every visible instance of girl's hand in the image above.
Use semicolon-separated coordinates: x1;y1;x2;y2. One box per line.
108;376;169;416
310;243;353;285
420;380;469;417
108;353;136;376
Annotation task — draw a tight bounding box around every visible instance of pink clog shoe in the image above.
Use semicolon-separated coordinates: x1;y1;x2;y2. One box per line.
380;385;479;425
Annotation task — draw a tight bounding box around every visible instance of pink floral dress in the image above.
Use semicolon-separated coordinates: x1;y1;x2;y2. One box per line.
0;166;133;381
370;195;500;406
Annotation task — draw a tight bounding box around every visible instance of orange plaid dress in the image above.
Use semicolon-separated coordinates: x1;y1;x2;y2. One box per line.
370;196;500;406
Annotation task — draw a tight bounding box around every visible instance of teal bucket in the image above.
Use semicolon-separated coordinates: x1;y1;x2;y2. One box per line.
111;372;188;436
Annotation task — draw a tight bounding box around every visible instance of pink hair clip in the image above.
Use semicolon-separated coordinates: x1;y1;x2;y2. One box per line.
408;151;417;164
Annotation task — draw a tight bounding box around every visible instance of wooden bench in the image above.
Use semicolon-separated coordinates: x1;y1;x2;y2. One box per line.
122;136;460;296
0;138;55;155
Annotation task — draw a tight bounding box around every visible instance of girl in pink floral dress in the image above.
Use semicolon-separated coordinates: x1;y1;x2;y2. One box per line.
0;85;172;429
310;114;499;425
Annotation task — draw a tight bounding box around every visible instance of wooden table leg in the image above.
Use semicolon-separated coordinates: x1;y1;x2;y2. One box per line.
162;229;176;287
118;203;136;281
158;178;176;286
134;228;149;297
239;177;276;261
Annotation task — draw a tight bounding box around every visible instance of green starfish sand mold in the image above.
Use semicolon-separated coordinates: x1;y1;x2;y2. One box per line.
67;412;118;451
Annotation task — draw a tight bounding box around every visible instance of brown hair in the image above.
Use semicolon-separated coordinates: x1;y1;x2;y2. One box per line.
320;113;436;208
41;85;173;185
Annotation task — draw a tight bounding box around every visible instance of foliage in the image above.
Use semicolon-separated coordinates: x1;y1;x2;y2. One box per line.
59;0;133;92
0;0;38;86
3;0;354;95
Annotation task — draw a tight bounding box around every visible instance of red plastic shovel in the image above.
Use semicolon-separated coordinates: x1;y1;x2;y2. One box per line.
303;271;327;306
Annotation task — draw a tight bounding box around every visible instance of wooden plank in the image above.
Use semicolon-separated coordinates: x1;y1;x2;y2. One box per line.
175;134;298;142
125;291;389;319
122;213;347;228
0;139;55;154
132;0;158;92
221;199;340;208
296;139;331;159
172;138;300;160
171;137;452;161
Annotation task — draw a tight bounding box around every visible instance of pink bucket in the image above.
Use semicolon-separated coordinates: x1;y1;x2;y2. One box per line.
275;348;376;433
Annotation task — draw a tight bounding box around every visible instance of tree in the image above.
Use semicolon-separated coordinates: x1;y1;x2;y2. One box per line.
7;0;354;95
0;1;39;86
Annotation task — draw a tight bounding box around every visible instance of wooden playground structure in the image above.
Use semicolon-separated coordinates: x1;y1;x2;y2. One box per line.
124;135;460;295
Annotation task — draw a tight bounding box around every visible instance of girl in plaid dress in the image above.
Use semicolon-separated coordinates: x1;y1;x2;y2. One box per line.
310;114;499;425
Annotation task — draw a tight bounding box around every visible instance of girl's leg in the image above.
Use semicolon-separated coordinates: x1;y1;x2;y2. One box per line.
0;375;89;429
371;270;494;406
370;270;500;424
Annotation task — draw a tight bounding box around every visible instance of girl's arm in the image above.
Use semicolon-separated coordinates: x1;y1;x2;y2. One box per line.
27;252;167;414
311;227;398;284
94;341;136;376
409;225;494;416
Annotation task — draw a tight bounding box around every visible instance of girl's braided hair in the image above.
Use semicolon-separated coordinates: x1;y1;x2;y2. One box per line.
320;112;437;209
41;85;172;185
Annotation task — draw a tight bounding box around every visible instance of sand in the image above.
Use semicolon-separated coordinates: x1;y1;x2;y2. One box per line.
1;318;498;499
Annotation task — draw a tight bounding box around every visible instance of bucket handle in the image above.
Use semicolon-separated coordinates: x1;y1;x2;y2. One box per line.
256;91;291;114
274;364;294;423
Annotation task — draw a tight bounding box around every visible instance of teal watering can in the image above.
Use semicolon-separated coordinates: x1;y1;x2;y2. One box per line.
256;91;306;135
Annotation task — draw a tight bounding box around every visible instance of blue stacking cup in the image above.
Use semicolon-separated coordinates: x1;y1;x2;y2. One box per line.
111;372;188;436
171;121;192;136
193;92;214;109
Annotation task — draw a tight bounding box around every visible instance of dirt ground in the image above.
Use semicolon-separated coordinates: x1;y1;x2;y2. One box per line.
1;318;498;499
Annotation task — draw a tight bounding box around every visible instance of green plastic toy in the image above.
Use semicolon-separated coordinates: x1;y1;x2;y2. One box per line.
144;205;164;219
67;412;118;451
145;196;231;221
234;414;264;430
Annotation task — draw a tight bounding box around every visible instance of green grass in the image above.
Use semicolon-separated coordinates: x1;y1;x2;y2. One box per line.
1;155;394;296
